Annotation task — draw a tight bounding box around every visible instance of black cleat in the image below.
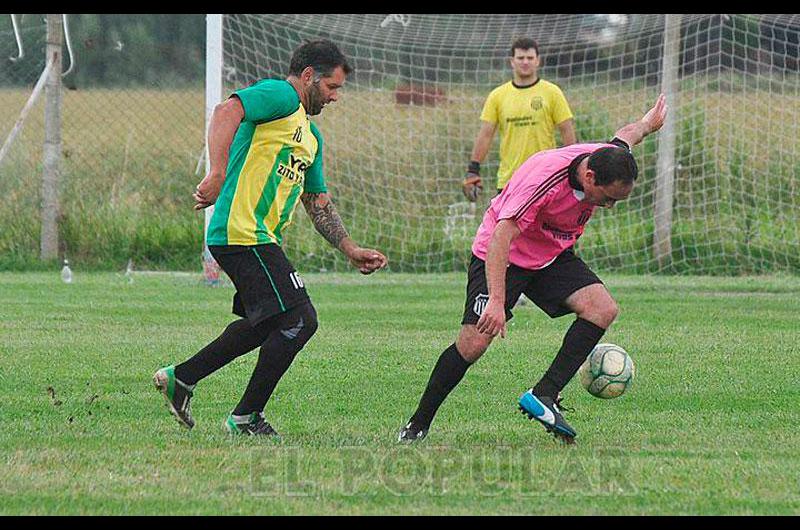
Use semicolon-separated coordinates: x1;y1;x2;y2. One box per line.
153;365;195;429
518;389;577;445
397;420;428;444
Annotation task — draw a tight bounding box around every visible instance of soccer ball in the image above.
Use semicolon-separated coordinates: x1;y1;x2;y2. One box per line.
578;343;635;399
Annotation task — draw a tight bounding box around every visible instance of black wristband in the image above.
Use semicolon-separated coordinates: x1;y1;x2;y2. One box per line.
467;161;481;175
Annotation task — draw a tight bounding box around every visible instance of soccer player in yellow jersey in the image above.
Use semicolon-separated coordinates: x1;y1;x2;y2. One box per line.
153;40;387;436
463;37;577;201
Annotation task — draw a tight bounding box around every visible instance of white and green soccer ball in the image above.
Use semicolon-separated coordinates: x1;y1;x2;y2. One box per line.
578;343;635;399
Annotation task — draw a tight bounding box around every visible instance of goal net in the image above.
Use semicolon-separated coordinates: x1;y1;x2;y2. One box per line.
0;15;47;212
221;14;799;274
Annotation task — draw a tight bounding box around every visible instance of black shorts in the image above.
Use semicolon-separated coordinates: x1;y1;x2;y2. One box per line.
209;244;311;327
461;248;602;325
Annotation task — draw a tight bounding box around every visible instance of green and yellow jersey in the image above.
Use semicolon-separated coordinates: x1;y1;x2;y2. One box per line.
207;79;327;247
480;79;573;189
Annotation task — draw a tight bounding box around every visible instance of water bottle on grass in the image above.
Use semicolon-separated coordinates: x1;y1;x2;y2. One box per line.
61;259;73;284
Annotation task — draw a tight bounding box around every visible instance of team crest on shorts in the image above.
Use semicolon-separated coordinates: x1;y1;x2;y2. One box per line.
473;294;489;316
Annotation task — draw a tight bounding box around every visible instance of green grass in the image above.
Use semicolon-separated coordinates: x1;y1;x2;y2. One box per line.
1;271;800;514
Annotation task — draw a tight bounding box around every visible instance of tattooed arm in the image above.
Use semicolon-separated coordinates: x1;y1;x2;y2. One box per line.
301;192;350;250
301;192;388;274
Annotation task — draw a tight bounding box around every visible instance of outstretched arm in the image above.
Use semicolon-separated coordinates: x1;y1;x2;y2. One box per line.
301;192;387;274
613;93;668;149
475;219;521;338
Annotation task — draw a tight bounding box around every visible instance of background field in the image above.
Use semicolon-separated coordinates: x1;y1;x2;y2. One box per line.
2;80;799;275
2;271;799;515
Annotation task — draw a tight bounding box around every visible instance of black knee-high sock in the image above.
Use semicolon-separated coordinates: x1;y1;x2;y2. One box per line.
410;344;473;428
174;318;269;386
232;304;318;416
532;318;606;399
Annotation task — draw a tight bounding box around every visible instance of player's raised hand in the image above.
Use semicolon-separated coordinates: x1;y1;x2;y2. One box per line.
476;299;507;338
641;93;667;135
347;247;388;275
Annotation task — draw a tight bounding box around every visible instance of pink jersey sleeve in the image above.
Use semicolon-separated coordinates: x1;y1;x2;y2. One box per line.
495;150;571;230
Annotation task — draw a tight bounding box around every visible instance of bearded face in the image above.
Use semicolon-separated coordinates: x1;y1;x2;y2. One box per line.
302;66;346;116
306;79;326;116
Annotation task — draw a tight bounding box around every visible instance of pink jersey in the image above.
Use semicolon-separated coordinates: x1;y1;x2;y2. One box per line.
472;142;617;270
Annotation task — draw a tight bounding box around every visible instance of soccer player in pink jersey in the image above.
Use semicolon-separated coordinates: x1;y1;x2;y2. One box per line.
399;94;667;444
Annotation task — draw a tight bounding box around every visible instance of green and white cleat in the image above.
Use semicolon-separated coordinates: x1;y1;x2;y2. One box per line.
223;412;280;438
153;365;195;430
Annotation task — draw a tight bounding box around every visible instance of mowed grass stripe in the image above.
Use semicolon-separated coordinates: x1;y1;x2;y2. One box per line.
1;272;799;514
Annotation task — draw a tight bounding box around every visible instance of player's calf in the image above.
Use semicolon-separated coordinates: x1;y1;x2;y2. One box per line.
398;341;475;443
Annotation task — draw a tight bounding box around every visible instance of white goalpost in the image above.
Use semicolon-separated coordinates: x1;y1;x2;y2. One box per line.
208;14;800;275
202;14;223;284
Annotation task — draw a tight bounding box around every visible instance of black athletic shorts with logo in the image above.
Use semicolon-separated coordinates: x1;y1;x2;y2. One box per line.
209;244;311;327
461;248;602;325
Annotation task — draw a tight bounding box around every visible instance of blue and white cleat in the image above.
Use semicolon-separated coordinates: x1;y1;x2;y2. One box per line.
518;389;576;444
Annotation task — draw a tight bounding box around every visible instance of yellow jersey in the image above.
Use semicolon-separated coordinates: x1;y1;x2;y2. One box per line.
480;79;573;189
207;79;327;247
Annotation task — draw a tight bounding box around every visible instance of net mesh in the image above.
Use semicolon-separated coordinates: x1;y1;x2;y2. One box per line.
0;14;205;270
0;15;47;257
222;14;800;274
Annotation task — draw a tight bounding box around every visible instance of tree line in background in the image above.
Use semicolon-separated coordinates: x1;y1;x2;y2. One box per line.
1;14;206;87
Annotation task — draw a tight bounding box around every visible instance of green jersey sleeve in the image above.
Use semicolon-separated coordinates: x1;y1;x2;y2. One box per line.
304;122;328;193
233;79;300;124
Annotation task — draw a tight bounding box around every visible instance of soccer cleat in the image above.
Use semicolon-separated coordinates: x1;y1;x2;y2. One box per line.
153;365;195;430
223;412;280;438
554;393;575;413
397;421;429;444
518;389;577;444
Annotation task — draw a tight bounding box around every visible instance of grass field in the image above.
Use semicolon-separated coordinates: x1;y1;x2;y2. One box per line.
2;271;799;515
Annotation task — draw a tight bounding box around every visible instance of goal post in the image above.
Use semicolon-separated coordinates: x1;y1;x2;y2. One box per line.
40;13;63;261
202;13;223;284
212;14;800;275
653;13;681;268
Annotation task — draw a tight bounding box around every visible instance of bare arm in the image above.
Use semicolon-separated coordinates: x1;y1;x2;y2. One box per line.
613;93;668;149
463;121;498;201
476;219;521;338
301;192;387;274
470;121;498;163
193;97;245;209
557;118;577;146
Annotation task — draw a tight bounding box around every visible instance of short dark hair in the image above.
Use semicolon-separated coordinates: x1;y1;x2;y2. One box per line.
588;147;639;186
510;37;539;56
288;39;352;77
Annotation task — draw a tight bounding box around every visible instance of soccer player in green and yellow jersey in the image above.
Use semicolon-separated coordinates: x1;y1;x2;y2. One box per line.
154;40;387;436
463;37;577;200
